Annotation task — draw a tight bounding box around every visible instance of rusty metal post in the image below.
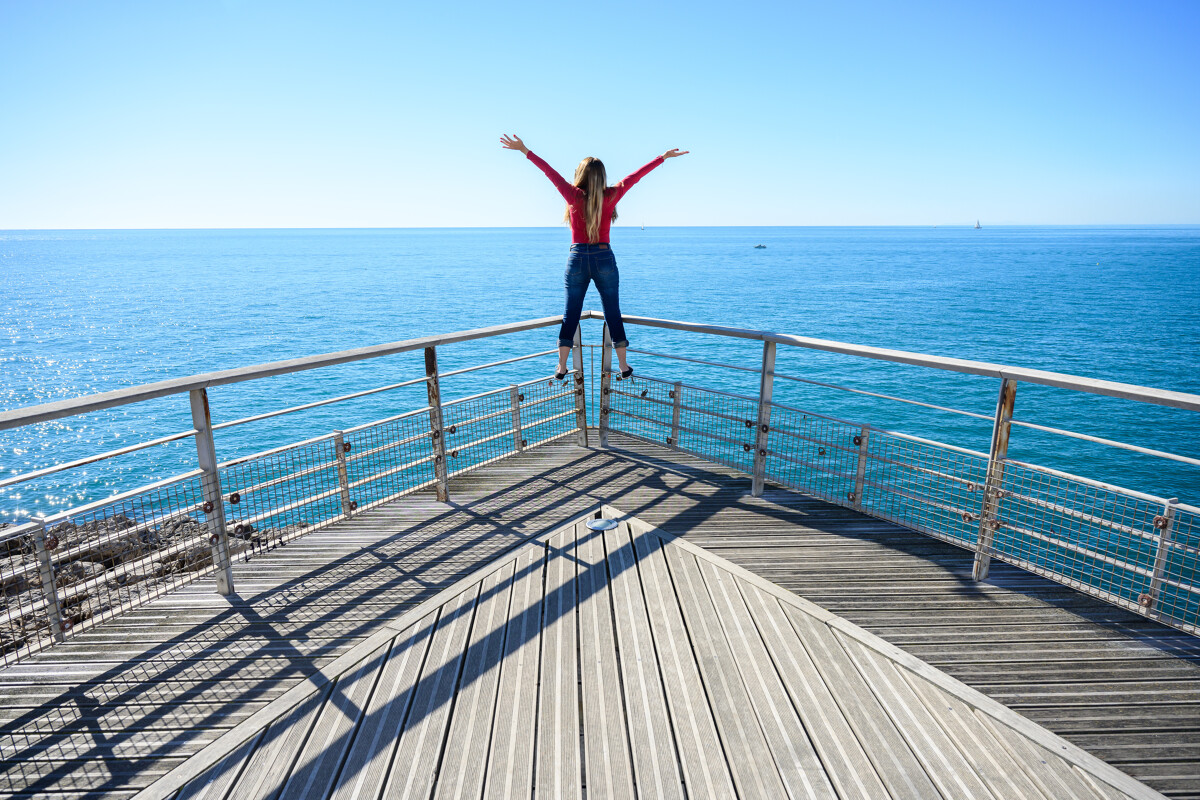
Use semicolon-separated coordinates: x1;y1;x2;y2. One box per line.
425;346;450;503
1142;498;1180;615
31;515;65;643
571;325;589;447
972;378;1017;581
333;430;353;520
668;380;683;448
509;385;525;453
851;427;871;507
190;388;234;596
599;324;613;448
751;342;776;497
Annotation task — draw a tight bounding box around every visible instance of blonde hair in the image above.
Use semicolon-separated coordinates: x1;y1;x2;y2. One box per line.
564;157;617;243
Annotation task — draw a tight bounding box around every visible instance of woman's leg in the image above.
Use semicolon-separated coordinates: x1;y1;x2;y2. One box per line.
590;251;631;373
557;251;589;375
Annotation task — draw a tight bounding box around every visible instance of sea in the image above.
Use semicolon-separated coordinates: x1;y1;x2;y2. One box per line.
2;226;1198;523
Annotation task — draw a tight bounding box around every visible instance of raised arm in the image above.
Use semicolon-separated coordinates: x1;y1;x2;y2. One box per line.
500;134;581;203
611;148;689;203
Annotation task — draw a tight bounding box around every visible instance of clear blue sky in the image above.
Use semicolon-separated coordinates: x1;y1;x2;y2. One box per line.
1;0;1197;228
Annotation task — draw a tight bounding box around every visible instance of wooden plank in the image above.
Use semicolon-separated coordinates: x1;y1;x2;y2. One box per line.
575;516;636;800
278;642;390;799
696;557;837;799
782;606;941;799
384;584;482;800
174;731;264;800
222;682;333;800
630;528;738;799
329;615;438;800
898;666;1053;800
977;712;1116;800
535;525;581;800
483;544;545;800
604;522;685;800
662;543;789;798
835;631;1002;800
433;559;517;800
736;580;891;799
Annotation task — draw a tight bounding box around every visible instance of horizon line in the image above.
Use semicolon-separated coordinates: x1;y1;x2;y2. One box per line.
3;223;1200;232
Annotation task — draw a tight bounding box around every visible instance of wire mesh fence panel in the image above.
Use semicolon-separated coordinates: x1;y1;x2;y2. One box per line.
609;376;757;476
861;430;987;548
1161;508;1200;632
5;473;211;661
219;437;343;557
517;379;577;448
991;461;1177;616
444;389;520;477
343;411;437;512
765;407;859;504
0;524;52;666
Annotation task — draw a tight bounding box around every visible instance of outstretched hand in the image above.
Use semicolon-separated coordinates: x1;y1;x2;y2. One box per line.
500;134;529;154
661;148;689;159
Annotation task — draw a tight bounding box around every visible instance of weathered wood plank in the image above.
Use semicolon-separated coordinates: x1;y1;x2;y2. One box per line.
575;515;636;800
696;557;837;799
604;522;685;800
483;545;544;800
631;528;738;799
174;732;263;800
663;544;789;798
534;524;581;800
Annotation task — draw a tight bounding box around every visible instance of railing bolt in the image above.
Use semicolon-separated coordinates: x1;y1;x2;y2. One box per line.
447;425;456;434
759;449;767;457
45;534;59;551
432;430;441;440
342;441;352;453
668;390;675;399
666;437;673;445
209;533;220;546
349;500;358;511
60;619;73;633
853;435;862;446
745;419;754;428
1154;515;1169;530
451;450;459;458
641;390;648;398
521;439;527;447
743;443;752;452
1139;593;1154;608
818;448;826;456
518;393;525;402
201;500;214;514
228;492;241;505
761;424;769;433
847;491;856;502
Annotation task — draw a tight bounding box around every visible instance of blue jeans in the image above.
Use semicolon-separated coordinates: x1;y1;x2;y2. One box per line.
558;243;629;348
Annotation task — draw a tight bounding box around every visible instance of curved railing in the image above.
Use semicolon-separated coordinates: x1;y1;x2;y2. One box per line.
0;310;1197;667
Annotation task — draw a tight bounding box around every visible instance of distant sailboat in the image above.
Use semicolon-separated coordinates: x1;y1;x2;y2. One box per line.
975;220;982;229
641;220;644;231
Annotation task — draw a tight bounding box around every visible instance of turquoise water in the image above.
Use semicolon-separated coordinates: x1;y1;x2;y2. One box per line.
2;226;1198;522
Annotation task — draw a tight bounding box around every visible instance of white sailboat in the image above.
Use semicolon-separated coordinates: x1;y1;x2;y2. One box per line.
974;220;982;229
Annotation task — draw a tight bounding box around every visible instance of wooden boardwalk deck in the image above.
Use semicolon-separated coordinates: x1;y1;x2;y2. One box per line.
0;433;1197;798
140;511;1155;800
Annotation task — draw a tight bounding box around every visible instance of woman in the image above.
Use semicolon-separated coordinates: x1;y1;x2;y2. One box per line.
500;134;688;380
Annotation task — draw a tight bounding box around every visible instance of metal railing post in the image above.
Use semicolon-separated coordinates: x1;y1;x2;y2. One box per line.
572;325;589;447
425;346;450;503
190;388;234;596
972;378;1017;581
333;430;353;520
752;342;776;497
1142;498;1180;614
31;515;65;643
509;385;525;453
668;381;683;448
851;427;871;507
599;324;613;448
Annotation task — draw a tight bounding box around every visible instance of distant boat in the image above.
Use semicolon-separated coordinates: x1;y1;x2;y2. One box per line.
754;244;766;249
974;220;982;229
641;221;644;230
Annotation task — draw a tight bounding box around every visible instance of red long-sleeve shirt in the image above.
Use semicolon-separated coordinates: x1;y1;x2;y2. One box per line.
525;151;664;243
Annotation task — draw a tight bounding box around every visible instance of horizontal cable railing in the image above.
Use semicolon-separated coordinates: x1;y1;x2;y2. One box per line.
600;312;1200;637
2;309;1198;668
0;316;582;666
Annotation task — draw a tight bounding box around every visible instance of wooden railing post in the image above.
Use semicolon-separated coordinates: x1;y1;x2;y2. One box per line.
599;324;613;448
190;388;234;596
972;378;1017;581
333;430;353;520
31;515;65;643
851;426;870;507
751;342;776;497
509;385;525;453
668;381;683;448
1142;498;1180;614
425;346;450;503
572;325;589;447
